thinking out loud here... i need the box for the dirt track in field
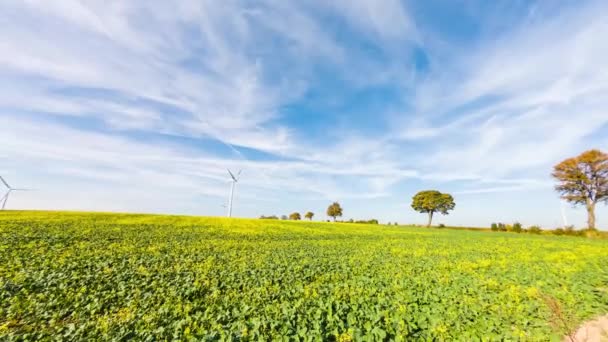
[565,315,608,342]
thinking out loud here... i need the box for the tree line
[260,202,377,224]
[259,149,607,230]
[408,149,607,230]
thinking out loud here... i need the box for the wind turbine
[226,169,241,217]
[560,201,569,228]
[0,176,30,210]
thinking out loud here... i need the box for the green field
[1,211,607,341]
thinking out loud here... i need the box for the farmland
[1,211,607,340]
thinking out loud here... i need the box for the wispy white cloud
[396,1,608,184]
[320,0,417,41]
[1,1,295,151]
[1,114,418,214]
[1,1,606,227]
[0,0,424,210]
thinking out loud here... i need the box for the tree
[289,212,301,220]
[411,190,455,227]
[305,211,314,220]
[512,222,522,233]
[326,202,343,221]
[552,149,608,230]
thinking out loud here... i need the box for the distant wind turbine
[226,169,242,217]
[560,201,569,228]
[0,176,30,210]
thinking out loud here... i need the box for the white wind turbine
[560,200,569,228]
[226,169,241,217]
[0,176,30,210]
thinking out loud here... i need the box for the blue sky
[1,0,607,228]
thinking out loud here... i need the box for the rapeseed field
[1,211,607,340]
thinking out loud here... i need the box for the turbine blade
[227,169,237,181]
[0,176,10,189]
[12,188,31,191]
[1,192,8,210]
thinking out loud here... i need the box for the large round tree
[326,202,343,222]
[411,190,455,227]
[552,149,608,230]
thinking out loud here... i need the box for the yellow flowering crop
[0,211,606,340]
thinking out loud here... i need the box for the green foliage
[304,212,314,220]
[492,223,546,236]
[259,215,278,220]
[512,222,523,233]
[289,212,301,220]
[280,215,288,220]
[326,202,343,221]
[550,226,596,238]
[1,211,608,341]
[354,219,379,224]
[584,229,602,238]
[411,190,455,227]
[438,223,445,228]
[565,225,577,235]
[552,149,608,205]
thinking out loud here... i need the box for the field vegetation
[1,211,607,340]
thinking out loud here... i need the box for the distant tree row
[274,202,344,222]
[261,202,381,224]
[355,219,379,224]
[342,218,379,224]
[259,215,279,220]
[262,149,606,232]
[407,149,607,231]
[326,203,377,224]
[489,222,602,237]
[490,222,539,234]
[261,212,314,221]
[288,211,314,220]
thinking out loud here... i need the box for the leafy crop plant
[1,211,607,340]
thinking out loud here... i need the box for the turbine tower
[226,169,241,217]
[560,201,569,228]
[0,176,30,210]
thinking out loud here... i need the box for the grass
[1,211,607,340]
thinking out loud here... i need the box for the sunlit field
[1,211,607,340]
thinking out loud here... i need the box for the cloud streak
[0,0,606,227]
